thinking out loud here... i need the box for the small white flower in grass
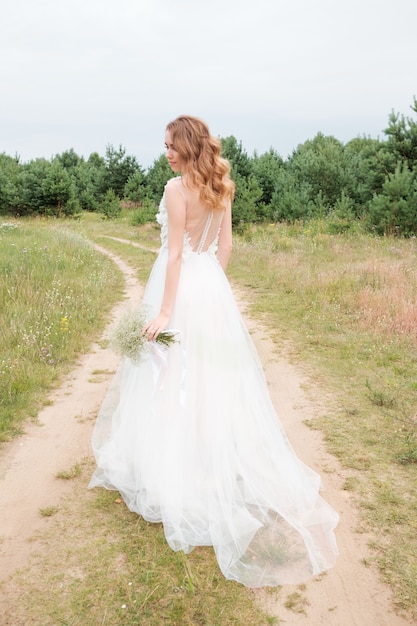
[111,307,180,363]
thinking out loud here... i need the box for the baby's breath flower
[111,307,179,363]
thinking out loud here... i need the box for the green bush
[99,189,121,219]
[130,198,158,225]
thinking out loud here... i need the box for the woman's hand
[144,313,170,341]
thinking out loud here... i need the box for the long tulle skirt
[89,248,338,587]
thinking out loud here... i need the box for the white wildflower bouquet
[111,307,179,363]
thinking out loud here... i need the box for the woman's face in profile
[165,130,183,173]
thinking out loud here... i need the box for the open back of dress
[164,177,226,257]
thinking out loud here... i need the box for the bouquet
[111,307,179,363]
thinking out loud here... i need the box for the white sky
[1,0,416,168]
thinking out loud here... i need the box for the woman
[89,115,338,587]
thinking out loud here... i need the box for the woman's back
[174,178,225,254]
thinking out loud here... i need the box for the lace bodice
[156,188,221,260]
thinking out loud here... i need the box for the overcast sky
[1,0,416,168]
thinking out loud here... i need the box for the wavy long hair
[166,115,235,210]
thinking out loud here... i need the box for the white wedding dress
[89,178,338,587]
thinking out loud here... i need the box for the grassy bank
[0,219,124,440]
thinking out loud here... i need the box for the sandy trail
[0,242,413,625]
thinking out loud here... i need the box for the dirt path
[0,243,413,625]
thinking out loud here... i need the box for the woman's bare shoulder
[165,176,182,189]
[164,177,188,207]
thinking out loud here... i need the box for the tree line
[1,98,416,235]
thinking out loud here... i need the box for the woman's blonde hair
[166,115,235,210]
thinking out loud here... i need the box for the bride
[89,115,338,587]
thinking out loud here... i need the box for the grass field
[1,212,416,622]
[0,219,124,440]
[228,221,417,617]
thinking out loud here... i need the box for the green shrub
[99,189,121,219]
[130,198,158,225]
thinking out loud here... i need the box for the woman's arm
[216,200,233,271]
[145,181,186,340]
